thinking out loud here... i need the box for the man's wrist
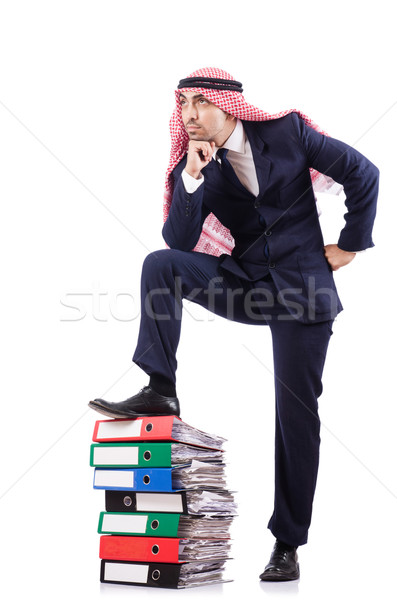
[184,167,202,180]
[182,169,204,193]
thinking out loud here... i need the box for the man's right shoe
[259,540,300,582]
[88,386,180,419]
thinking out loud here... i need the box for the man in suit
[89,68,379,581]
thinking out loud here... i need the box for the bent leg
[132,249,265,384]
[267,318,333,547]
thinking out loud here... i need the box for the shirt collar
[213,119,245,159]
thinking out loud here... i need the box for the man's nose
[186,103,198,120]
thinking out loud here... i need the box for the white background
[0,1,396,598]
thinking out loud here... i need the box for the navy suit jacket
[162,113,379,323]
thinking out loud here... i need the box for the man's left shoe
[259,540,300,582]
[88,386,180,419]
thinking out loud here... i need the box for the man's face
[179,91,234,145]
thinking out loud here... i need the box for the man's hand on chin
[324,244,356,271]
[185,140,215,179]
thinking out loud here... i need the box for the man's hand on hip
[324,244,356,271]
[185,141,215,179]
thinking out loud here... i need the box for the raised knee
[142,249,168,268]
[141,248,186,278]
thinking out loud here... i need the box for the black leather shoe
[88,386,180,419]
[259,540,300,582]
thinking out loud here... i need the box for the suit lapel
[244,122,271,198]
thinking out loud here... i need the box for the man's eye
[199,98,207,104]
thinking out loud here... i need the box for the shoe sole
[259,570,300,582]
[88,401,179,420]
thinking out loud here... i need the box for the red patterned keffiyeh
[164,67,341,256]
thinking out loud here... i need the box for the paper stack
[90,415,237,588]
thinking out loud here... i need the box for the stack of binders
[90,415,237,589]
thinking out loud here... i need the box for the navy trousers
[132,249,333,547]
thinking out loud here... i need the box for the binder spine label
[104,561,149,584]
[135,492,184,513]
[91,444,139,467]
[94,469,135,489]
[97,419,143,440]
[100,512,148,534]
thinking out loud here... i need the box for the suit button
[269,262,276,269]
[264,230,272,237]
[254,201,261,209]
